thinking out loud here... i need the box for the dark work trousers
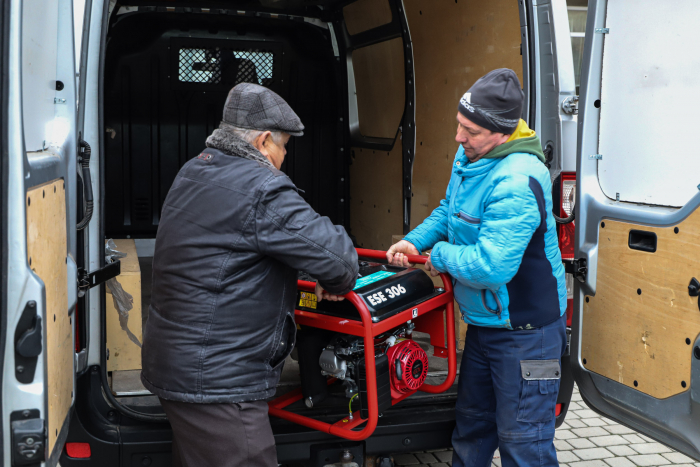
[452,314,567,467]
[160,398,278,467]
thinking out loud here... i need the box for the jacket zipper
[454,211,480,225]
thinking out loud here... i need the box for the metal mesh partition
[178,47,275,86]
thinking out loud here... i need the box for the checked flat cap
[222,82,304,136]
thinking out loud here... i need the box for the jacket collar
[453,146,503,177]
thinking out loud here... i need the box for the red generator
[268,248,457,440]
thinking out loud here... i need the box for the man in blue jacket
[387,68,567,467]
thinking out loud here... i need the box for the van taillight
[558,172,576,326]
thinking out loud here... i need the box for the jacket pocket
[269,313,297,369]
[453,211,481,225]
[516,359,561,423]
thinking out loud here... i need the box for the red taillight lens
[65,442,91,459]
[558,173,576,260]
[558,173,576,326]
[555,403,563,417]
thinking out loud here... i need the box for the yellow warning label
[299,292,318,309]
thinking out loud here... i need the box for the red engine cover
[386,339,429,399]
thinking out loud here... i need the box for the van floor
[112,256,461,413]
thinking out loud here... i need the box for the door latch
[561,95,579,115]
[14,302,42,384]
[11,410,45,466]
[78,260,121,294]
[565,258,587,283]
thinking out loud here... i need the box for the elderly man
[141,83,358,467]
[388,69,567,467]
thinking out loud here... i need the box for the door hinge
[565,258,588,283]
[595,28,609,34]
[11,410,45,466]
[561,95,579,115]
[78,260,121,293]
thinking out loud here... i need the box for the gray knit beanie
[458,68,523,134]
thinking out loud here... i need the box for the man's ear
[254,131,273,155]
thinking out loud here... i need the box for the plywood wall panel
[404,0,523,228]
[344,0,393,36]
[26,179,71,456]
[353,38,405,138]
[350,144,403,251]
[582,216,700,399]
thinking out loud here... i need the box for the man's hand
[424,253,441,277]
[315,282,345,302]
[386,240,420,267]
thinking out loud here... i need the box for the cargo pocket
[516,359,561,423]
[269,313,297,369]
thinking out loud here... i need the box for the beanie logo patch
[460,92,475,113]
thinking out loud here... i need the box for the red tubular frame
[268,248,457,440]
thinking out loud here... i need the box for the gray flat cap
[222,83,304,136]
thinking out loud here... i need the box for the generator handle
[355,247,428,266]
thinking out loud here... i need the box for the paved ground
[392,386,699,467]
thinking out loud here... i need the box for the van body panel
[573,0,700,459]
[3,0,79,464]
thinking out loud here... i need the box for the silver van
[4,0,697,465]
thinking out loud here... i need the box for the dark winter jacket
[141,136,358,403]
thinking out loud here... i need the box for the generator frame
[268,248,457,441]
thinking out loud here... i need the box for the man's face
[258,132,291,169]
[455,113,510,162]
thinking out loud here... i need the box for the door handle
[689,278,700,311]
[16,316,42,358]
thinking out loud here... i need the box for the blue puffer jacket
[404,127,567,330]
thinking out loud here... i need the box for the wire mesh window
[178,47,275,86]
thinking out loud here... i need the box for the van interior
[85,0,532,462]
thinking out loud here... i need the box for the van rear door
[2,0,80,464]
[573,0,700,458]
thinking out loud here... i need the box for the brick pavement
[393,386,699,467]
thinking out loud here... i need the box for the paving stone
[433,451,452,463]
[627,454,672,466]
[603,424,636,435]
[622,434,646,444]
[572,427,610,438]
[568,401,584,411]
[415,453,437,464]
[394,453,420,465]
[556,429,577,440]
[638,434,655,443]
[491,457,501,467]
[429,464,449,467]
[575,448,614,460]
[662,452,695,463]
[576,409,602,419]
[566,410,581,419]
[568,438,596,449]
[603,458,636,467]
[629,442,672,454]
[589,435,629,447]
[583,417,609,427]
[568,460,610,467]
[566,419,588,428]
[557,451,581,463]
[607,445,637,457]
[554,439,575,451]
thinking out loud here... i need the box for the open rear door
[2,0,79,465]
[573,0,700,458]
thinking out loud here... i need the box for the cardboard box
[105,239,143,372]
